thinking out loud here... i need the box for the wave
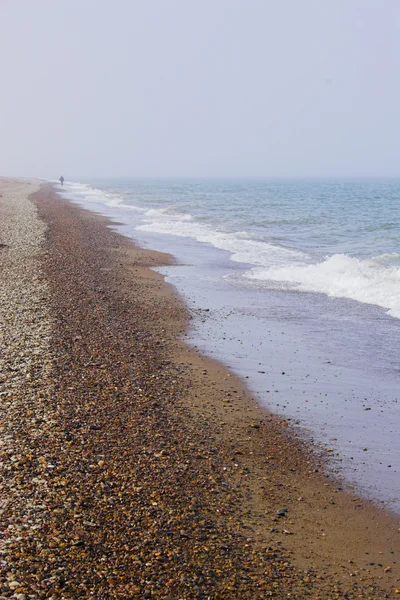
[137,197,400,318]
[55,180,143,212]
[144,207,194,221]
[54,180,400,319]
[246,253,400,318]
[137,214,305,267]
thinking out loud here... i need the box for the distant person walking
[59,175,64,186]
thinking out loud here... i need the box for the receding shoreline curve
[0,179,398,599]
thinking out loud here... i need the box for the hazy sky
[1,0,399,178]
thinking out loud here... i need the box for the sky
[0,0,399,178]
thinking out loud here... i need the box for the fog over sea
[54,177,400,511]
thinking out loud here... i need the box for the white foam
[53,180,400,319]
[138,216,304,267]
[55,180,143,213]
[246,253,400,317]
[55,181,304,272]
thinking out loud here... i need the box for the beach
[0,178,399,598]
[58,177,400,510]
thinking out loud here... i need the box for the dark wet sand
[3,184,398,599]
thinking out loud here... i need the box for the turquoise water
[54,178,400,510]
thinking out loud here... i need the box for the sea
[52,177,400,512]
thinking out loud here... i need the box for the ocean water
[53,178,400,511]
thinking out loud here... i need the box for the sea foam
[246,253,400,317]
[55,178,400,319]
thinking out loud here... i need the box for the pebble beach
[0,178,399,599]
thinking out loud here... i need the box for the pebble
[0,180,390,600]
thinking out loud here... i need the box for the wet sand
[0,180,399,598]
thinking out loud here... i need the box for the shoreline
[0,179,399,598]
[59,178,400,512]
